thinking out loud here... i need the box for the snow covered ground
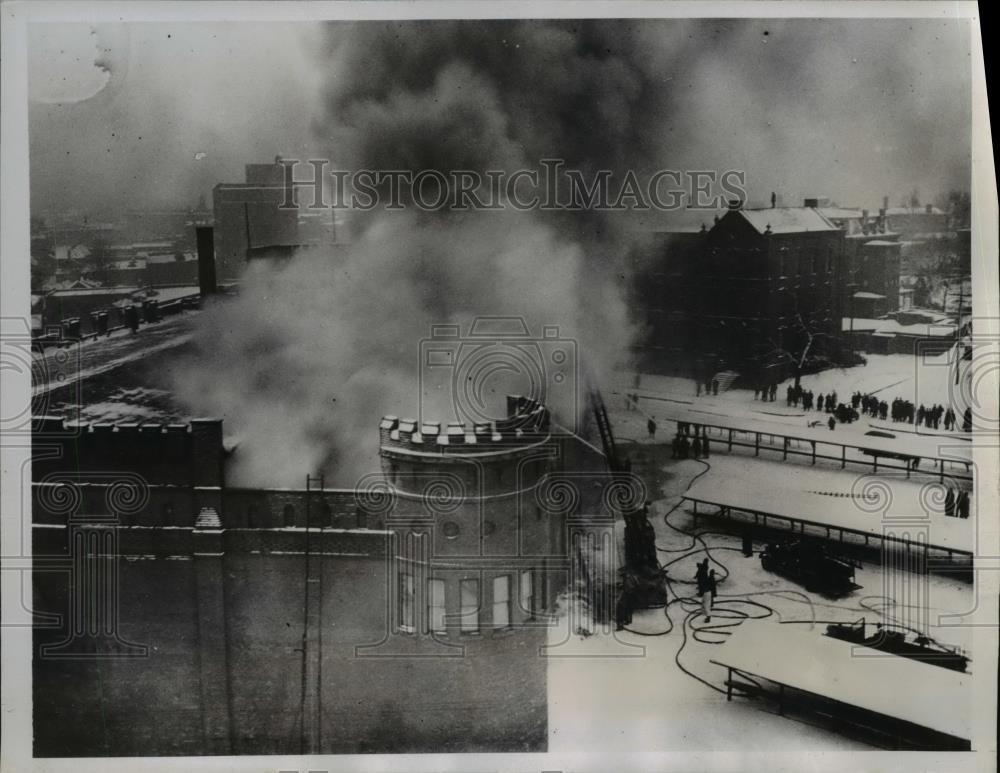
[548,387,975,753]
[605,351,976,434]
[33,312,198,423]
[609,349,978,448]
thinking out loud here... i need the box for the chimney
[882,195,889,210]
[196,226,218,296]
[925,204,933,214]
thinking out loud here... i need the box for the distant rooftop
[815,207,864,221]
[885,206,945,216]
[735,207,839,235]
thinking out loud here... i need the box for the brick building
[32,397,612,755]
[212,162,300,280]
[633,204,847,383]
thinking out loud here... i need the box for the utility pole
[300,473,325,754]
[954,278,965,386]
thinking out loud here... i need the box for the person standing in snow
[647,417,657,439]
[705,569,719,622]
[828,416,836,431]
[957,490,970,518]
[695,560,712,621]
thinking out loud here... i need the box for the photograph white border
[2,2,995,772]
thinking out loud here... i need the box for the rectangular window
[520,570,534,617]
[398,571,414,633]
[492,575,511,629]
[460,578,480,634]
[427,578,446,634]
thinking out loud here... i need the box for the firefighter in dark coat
[944,487,956,518]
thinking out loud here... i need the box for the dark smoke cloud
[28,19,971,216]
[177,20,674,485]
[98,18,969,487]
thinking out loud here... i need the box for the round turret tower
[376,395,564,638]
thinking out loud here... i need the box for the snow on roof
[143,285,200,302]
[47,285,139,297]
[885,206,945,216]
[862,240,901,248]
[815,207,863,220]
[846,231,899,240]
[852,292,886,299]
[146,252,195,263]
[110,259,147,270]
[737,207,839,235]
[841,317,957,337]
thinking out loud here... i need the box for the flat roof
[656,405,971,465]
[710,621,971,740]
[683,464,974,554]
[841,318,958,337]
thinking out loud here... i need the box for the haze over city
[29,19,971,217]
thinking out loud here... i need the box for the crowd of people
[696,377,720,397]
[854,392,969,431]
[757,382,972,434]
[670,421,711,459]
[752,383,779,402]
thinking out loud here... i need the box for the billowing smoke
[176,20,671,486]
[171,18,972,487]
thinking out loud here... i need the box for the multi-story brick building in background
[212,161,301,279]
[633,201,848,384]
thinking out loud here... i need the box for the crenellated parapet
[379,395,551,456]
[32,415,226,487]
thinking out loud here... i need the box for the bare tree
[763,313,833,389]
